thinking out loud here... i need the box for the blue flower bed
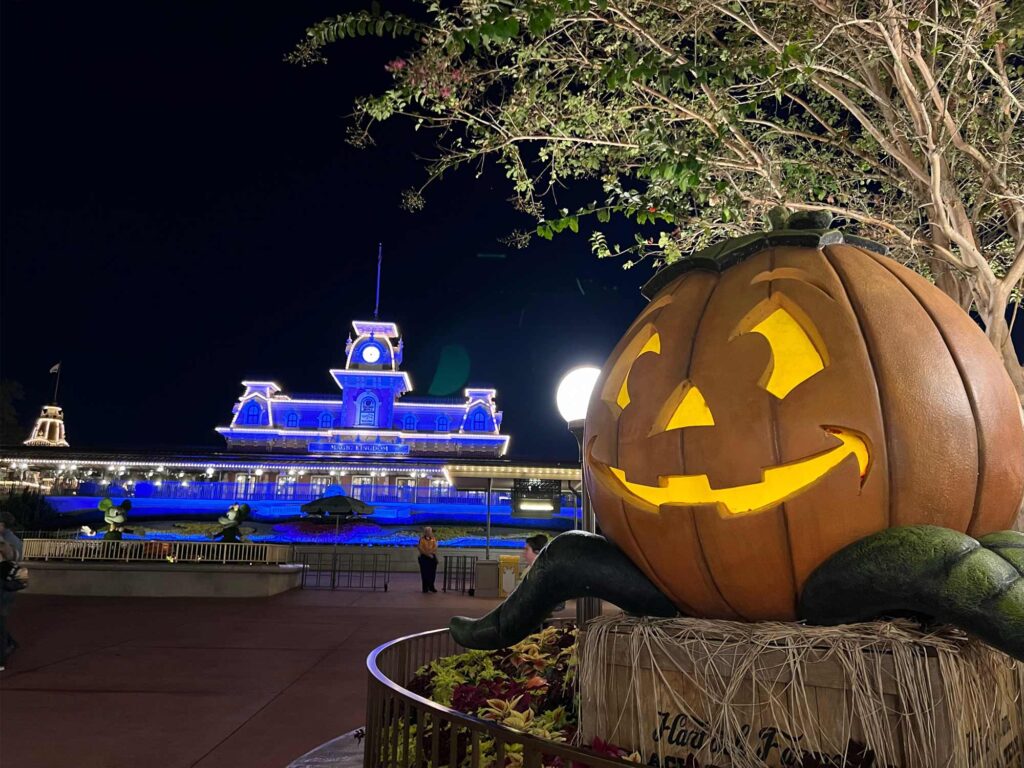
[70,520,548,547]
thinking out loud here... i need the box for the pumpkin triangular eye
[615,333,661,409]
[653,382,714,434]
[732,301,827,399]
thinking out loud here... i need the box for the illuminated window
[244,403,261,425]
[286,413,299,428]
[359,395,378,427]
[351,475,372,500]
[318,412,333,429]
[437,415,449,432]
[472,411,486,431]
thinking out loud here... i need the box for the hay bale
[579,616,1024,768]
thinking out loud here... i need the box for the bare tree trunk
[935,198,1024,400]
[923,221,973,310]
[928,256,973,311]
[983,308,1024,398]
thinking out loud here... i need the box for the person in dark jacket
[0,524,20,670]
[417,527,439,593]
[1,512,22,561]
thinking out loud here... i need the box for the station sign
[307,441,411,455]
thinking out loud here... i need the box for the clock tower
[331,320,409,430]
[217,315,509,457]
[344,320,404,371]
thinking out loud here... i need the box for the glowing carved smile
[598,428,870,517]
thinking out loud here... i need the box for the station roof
[443,461,580,491]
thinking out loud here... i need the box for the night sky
[3,3,1021,460]
[0,1,646,460]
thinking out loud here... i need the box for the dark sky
[0,1,647,460]
[4,3,1021,460]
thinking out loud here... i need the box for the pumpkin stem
[767,206,790,230]
[449,531,678,650]
[799,525,1024,661]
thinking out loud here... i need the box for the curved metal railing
[364,627,629,768]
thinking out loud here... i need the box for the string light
[216,425,509,444]
[215,321,509,454]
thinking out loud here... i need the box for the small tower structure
[24,404,70,447]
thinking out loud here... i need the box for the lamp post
[556,366,602,629]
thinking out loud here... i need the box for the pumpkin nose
[650,382,715,435]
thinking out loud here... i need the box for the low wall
[22,560,304,598]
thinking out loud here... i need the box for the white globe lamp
[556,366,601,426]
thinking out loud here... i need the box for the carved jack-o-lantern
[585,217,1024,622]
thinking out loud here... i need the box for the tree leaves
[289,0,1024,392]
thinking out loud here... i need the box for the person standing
[1,512,22,562]
[0,534,19,670]
[417,527,439,593]
[520,534,548,581]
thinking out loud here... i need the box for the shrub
[0,489,57,530]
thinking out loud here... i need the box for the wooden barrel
[578,616,1024,768]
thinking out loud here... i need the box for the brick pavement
[0,574,554,768]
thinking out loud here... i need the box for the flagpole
[53,364,61,404]
[373,242,383,320]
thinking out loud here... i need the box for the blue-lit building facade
[216,320,509,459]
[0,318,582,544]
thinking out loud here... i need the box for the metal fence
[441,555,476,595]
[296,550,391,591]
[365,627,630,768]
[21,537,294,565]
[13,529,80,540]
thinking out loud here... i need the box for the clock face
[361,345,381,364]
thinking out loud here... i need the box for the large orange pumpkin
[585,221,1024,622]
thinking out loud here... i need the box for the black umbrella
[301,495,375,561]
[300,495,373,518]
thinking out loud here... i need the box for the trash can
[474,559,500,598]
[498,555,520,597]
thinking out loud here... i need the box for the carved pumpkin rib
[610,269,744,619]
[685,251,799,620]
[819,247,896,534]
[867,252,1024,535]
[825,245,979,530]
[592,278,706,614]
[873,255,987,534]
[771,247,890,597]
[766,248,803,617]
[673,267,746,619]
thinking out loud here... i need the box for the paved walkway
[0,575,561,768]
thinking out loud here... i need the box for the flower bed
[400,624,907,768]
[403,625,642,768]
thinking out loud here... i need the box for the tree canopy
[291,0,1024,393]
